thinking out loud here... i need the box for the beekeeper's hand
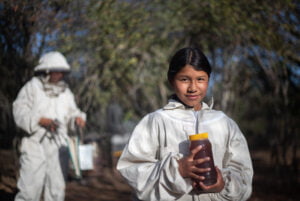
[75,117,85,128]
[39,118,58,132]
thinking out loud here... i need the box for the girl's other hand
[197,166,225,193]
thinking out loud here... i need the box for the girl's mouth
[186,95,199,100]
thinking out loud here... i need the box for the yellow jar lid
[189,132,208,141]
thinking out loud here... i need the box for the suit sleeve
[12,80,41,135]
[211,118,253,201]
[116,114,192,201]
[64,88,86,130]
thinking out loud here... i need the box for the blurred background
[0,0,299,200]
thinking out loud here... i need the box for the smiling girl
[117,47,253,201]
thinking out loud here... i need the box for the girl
[117,47,253,201]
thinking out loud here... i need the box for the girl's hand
[196,166,225,193]
[177,145,211,181]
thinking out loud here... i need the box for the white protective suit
[117,99,253,201]
[13,52,86,201]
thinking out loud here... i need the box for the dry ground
[0,148,299,201]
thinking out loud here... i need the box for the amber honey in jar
[189,132,217,186]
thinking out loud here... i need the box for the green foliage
[0,0,299,173]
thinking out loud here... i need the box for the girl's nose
[187,81,197,92]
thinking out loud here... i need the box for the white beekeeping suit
[117,100,253,201]
[13,51,86,201]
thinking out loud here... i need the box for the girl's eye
[179,78,189,82]
[197,77,207,82]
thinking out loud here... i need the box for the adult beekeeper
[13,51,86,201]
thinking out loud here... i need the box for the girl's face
[172,64,209,110]
[49,72,64,83]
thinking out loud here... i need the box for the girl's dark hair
[168,47,211,83]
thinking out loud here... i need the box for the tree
[1,0,299,178]
[0,0,41,148]
[49,1,300,176]
[0,0,75,147]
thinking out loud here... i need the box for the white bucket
[79,144,94,170]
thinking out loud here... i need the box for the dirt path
[65,169,133,201]
[1,149,299,201]
[0,149,133,201]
